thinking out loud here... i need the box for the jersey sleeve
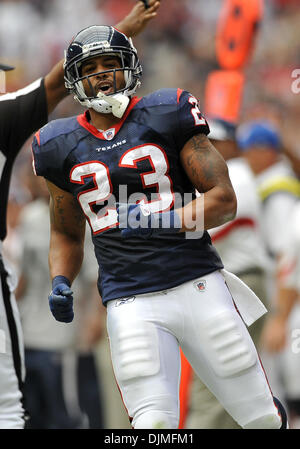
[175,90,210,150]
[31,126,70,192]
[0,78,47,159]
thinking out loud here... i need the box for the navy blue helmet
[64,25,142,116]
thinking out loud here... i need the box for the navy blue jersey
[32,88,223,304]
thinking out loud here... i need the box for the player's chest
[65,132,180,235]
[67,131,178,197]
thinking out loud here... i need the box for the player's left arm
[179,133,237,232]
[44,1,161,115]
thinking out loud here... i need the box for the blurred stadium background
[2,0,300,194]
[0,0,299,429]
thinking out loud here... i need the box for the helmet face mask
[64,26,142,117]
[69,49,139,100]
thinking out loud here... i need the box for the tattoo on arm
[70,197,86,229]
[50,193,86,235]
[55,194,66,229]
[182,134,230,193]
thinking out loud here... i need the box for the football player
[32,25,287,429]
[0,0,161,429]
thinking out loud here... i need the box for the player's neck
[88,108,121,131]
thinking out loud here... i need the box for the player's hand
[116,202,181,238]
[261,315,287,353]
[116,0,161,38]
[48,276,74,323]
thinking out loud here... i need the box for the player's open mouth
[97,84,114,94]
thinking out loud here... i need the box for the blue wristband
[156,209,181,233]
[52,275,71,289]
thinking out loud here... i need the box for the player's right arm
[178,133,237,232]
[47,180,86,284]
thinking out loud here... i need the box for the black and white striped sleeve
[0,78,48,160]
[0,78,48,241]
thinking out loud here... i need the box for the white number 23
[70,144,174,234]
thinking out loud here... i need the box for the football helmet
[64,25,142,118]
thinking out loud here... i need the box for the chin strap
[94,92,130,118]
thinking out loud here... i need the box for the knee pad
[199,311,257,377]
[243,414,282,429]
[243,397,287,429]
[133,410,177,429]
[115,319,160,382]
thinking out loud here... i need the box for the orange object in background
[178,350,193,429]
[216,0,264,70]
[204,70,245,123]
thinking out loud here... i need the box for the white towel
[221,269,268,327]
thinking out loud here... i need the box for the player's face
[81,55,126,97]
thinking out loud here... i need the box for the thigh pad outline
[198,311,257,378]
[116,319,160,382]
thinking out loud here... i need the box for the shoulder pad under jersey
[31,116,80,191]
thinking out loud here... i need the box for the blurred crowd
[1,0,300,429]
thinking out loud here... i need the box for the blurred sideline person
[31,25,287,429]
[14,174,103,428]
[209,118,269,337]
[261,150,300,428]
[182,118,270,429]
[237,121,300,423]
[0,0,161,429]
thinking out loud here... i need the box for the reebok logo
[115,296,136,307]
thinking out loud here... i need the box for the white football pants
[107,270,282,429]
[0,255,25,429]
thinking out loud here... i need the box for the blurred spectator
[13,173,104,428]
[236,120,300,427]
[261,199,300,428]
[183,117,270,429]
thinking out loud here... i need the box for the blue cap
[237,121,281,152]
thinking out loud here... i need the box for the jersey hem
[102,266,222,306]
